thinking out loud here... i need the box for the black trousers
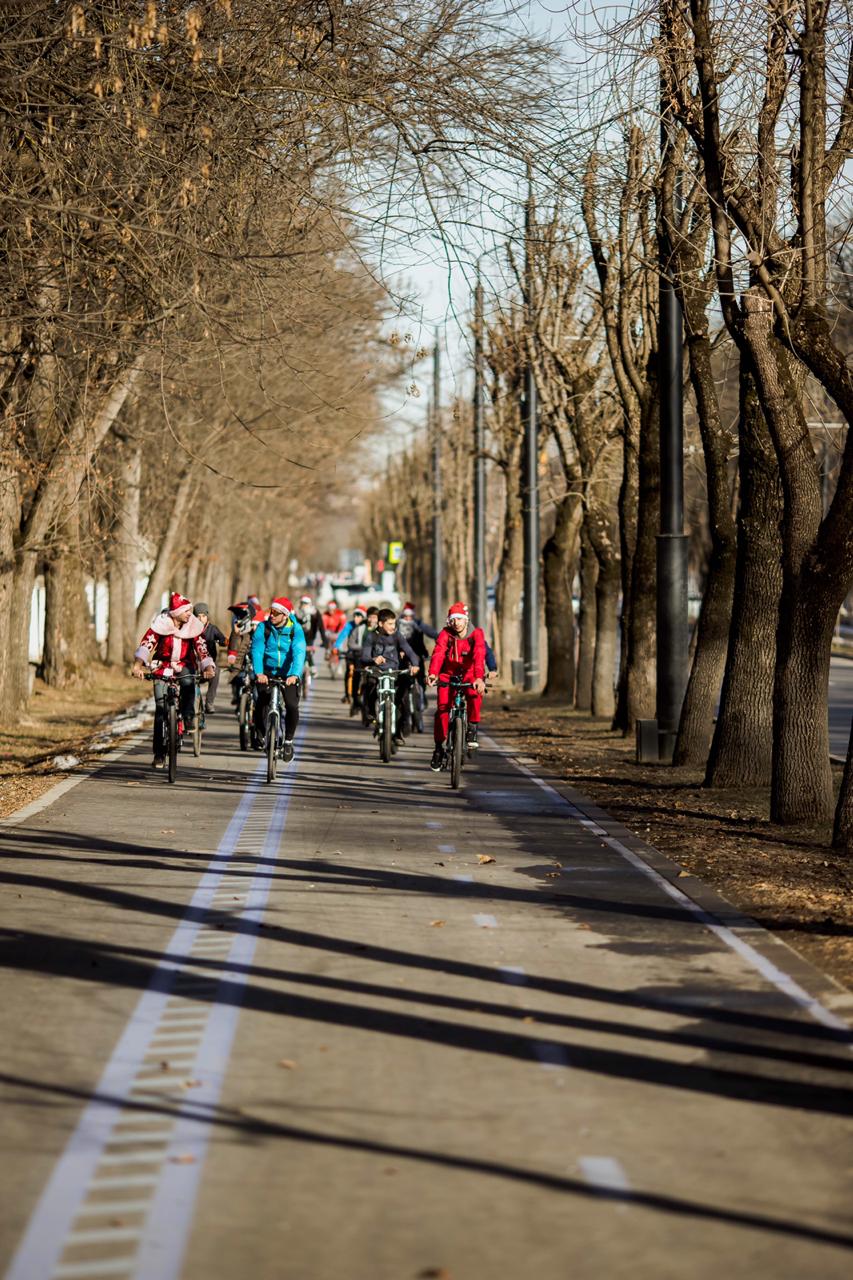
[254,681,300,740]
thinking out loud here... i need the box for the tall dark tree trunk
[612,425,638,730]
[106,438,141,665]
[494,440,523,675]
[592,555,620,720]
[542,489,582,698]
[706,366,782,788]
[674,335,738,765]
[625,390,659,730]
[42,513,91,687]
[575,524,598,710]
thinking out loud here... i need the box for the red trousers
[434,683,482,744]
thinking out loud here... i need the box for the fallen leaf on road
[522,1015,536,1023]
[278,1059,297,1070]
[430,920,445,928]
[418,1267,452,1277]
[160,829,176,834]
[169,1154,196,1164]
[677,870,690,878]
[124,782,141,787]
[435,861,445,867]
[182,1079,202,1089]
[477,855,496,865]
[545,871,560,879]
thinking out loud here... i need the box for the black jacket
[360,629,419,671]
[201,621,227,664]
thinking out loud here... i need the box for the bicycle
[362,666,402,762]
[301,646,317,698]
[262,676,292,783]
[235,656,257,752]
[437,676,476,789]
[405,674,425,734]
[325,644,342,681]
[145,670,187,784]
[192,675,206,757]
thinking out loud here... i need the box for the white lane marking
[532,1042,570,1070]
[425,821,443,829]
[453,874,474,884]
[473,913,498,928]
[579,1156,631,1195]
[54,1263,134,1279]
[499,965,527,985]
[438,843,456,853]
[485,736,853,1041]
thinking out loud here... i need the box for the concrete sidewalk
[1,681,852,1280]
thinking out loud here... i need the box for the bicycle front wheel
[238,691,250,751]
[450,715,464,789]
[192,690,203,757]
[380,704,393,762]
[266,711,279,783]
[167,703,179,783]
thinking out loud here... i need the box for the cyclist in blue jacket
[251,596,306,762]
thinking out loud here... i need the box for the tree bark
[106,439,142,665]
[706,366,782,788]
[591,553,620,720]
[612,424,638,730]
[494,439,523,675]
[625,390,659,729]
[575,524,597,710]
[42,504,91,687]
[542,489,582,698]
[674,334,738,765]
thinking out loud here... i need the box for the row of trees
[0,0,554,717]
[368,0,853,848]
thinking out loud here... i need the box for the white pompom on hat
[447,602,469,622]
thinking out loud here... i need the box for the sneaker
[467,724,479,749]
[393,734,406,747]
[349,702,359,717]
[205,705,216,715]
[152,754,165,769]
[282,741,294,763]
[430,746,444,772]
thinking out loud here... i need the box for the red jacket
[428,625,485,681]
[323,607,346,636]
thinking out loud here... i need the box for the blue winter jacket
[251,617,306,678]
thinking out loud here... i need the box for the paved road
[2,681,853,1280]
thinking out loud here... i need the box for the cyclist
[251,596,305,763]
[360,607,419,744]
[295,595,325,681]
[225,600,257,708]
[335,604,369,711]
[192,603,227,714]
[322,598,347,638]
[132,592,216,769]
[426,601,486,771]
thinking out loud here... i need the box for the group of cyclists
[131,590,494,774]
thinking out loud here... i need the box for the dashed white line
[532,1042,570,1070]
[579,1156,631,1196]
[438,843,456,853]
[473,913,498,928]
[499,965,527,985]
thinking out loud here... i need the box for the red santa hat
[270,596,293,615]
[402,602,415,615]
[447,601,469,622]
[169,592,192,616]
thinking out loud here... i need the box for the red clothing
[135,612,215,675]
[323,607,346,636]
[429,624,485,744]
[428,625,486,681]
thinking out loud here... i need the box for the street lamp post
[431,332,444,627]
[522,187,540,692]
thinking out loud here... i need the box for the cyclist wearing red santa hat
[132,592,216,769]
[426,601,486,771]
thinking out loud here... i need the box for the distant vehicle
[318,580,402,614]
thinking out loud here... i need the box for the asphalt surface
[1,678,853,1280]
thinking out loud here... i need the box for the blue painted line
[5,710,306,1280]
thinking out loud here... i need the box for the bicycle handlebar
[435,675,477,687]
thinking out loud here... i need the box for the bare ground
[491,693,853,992]
[0,668,146,819]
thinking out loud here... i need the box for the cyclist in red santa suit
[132,592,215,769]
[426,601,486,772]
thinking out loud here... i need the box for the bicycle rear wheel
[266,711,279,783]
[167,703,179,783]
[192,689,203,757]
[450,715,464,789]
[238,691,250,751]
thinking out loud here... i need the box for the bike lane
[2,683,853,1280]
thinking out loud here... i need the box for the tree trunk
[833,719,853,852]
[625,391,659,729]
[612,423,638,731]
[0,454,23,719]
[592,556,620,720]
[706,367,782,788]
[106,439,142,665]
[42,505,91,687]
[542,489,582,698]
[135,466,198,631]
[575,525,598,710]
[494,442,523,676]
[674,334,738,766]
